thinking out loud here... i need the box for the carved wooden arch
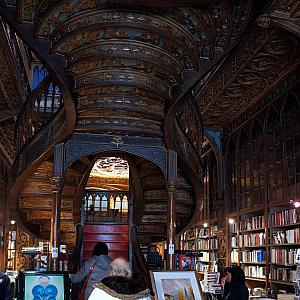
[280,91,300,123]
[235,127,250,150]
[203,132,222,197]
[263,105,281,133]
[64,140,167,177]
[249,117,264,141]
[69,151,149,223]
[224,136,237,212]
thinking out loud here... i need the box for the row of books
[229,222,238,234]
[242,249,266,262]
[271,268,296,282]
[242,232,265,247]
[240,215,265,231]
[244,266,266,279]
[197,252,210,262]
[183,228,197,240]
[195,240,209,250]
[272,228,300,244]
[209,239,218,249]
[271,248,297,265]
[231,236,238,248]
[269,208,298,226]
[182,241,195,250]
[231,249,239,263]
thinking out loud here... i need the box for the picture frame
[150,270,203,300]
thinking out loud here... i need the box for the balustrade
[15,76,64,152]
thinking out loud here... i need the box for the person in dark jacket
[222,266,249,300]
[71,242,112,300]
[0,272,12,300]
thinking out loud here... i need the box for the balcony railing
[83,190,129,223]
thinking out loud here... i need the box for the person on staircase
[88,257,151,300]
[71,242,112,300]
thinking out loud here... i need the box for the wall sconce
[228,218,235,224]
[203,223,208,228]
[290,199,300,208]
[10,220,16,225]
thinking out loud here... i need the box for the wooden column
[166,150,177,270]
[50,143,64,271]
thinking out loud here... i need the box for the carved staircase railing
[15,75,63,153]
[176,93,203,157]
[2,20,31,98]
[168,92,204,230]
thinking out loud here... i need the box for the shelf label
[52,247,58,258]
[168,243,174,255]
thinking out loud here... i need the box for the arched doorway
[81,157,129,262]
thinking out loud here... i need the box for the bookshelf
[228,214,238,265]
[179,221,220,275]
[269,205,299,288]
[239,209,268,285]
[226,204,300,293]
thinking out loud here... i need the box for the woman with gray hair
[88,258,151,300]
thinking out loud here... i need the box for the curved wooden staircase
[0,0,255,264]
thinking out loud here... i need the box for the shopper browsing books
[222,266,249,300]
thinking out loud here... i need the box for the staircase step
[83,224,128,261]
[141,214,167,223]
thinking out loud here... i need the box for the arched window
[101,195,108,212]
[227,138,237,212]
[122,195,128,212]
[94,195,100,211]
[238,130,250,209]
[33,66,39,89]
[265,107,283,203]
[115,195,121,210]
[250,119,264,205]
[282,93,300,201]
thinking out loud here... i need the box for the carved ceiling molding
[257,1,300,38]
[17,0,39,22]
[195,26,300,129]
[224,65,300,136]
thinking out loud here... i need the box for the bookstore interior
[1,1,300,299]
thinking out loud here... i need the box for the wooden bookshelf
[179,220,221,273]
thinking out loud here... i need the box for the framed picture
[150,270,203,300]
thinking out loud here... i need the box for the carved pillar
[50,143,65,271]
[166,180,176,270]
[166,150,177,270]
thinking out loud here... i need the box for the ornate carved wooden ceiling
[86,157,129,190]
[194,0,300,129]
[9,0,254,136]
[1,0,299,135]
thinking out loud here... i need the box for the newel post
[50,143,64,271]
[166,150,177,270]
